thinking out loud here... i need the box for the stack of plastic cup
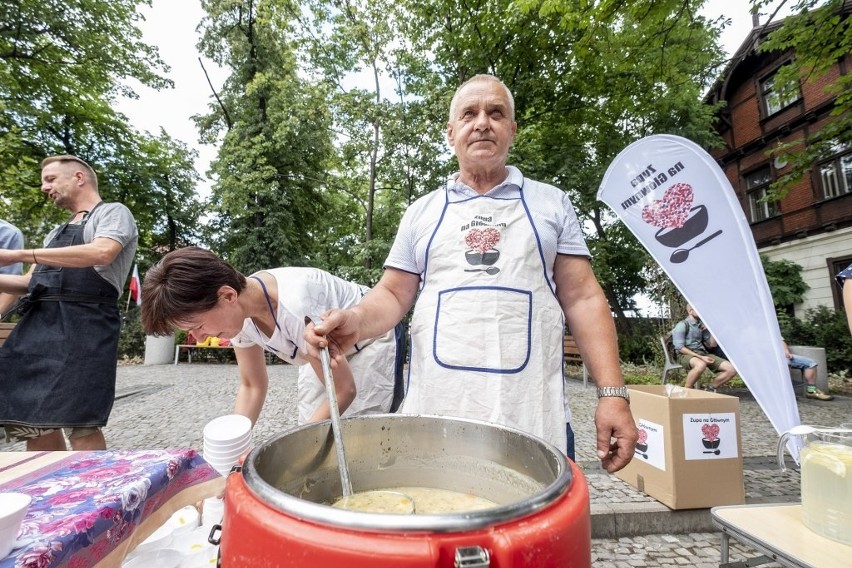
[202,414,252,477]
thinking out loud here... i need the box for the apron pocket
[434,286,531,373]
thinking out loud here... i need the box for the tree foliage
[0,0,203,268]
[761,254,809,310]
[196,0,336,273]
[393,0,725,328]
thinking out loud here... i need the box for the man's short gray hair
[41,155,99,190]
[448,74,515,122]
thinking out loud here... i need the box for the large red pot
[218,415,591,567]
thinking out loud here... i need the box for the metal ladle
[311,317,416,512]
[318,342,353,497]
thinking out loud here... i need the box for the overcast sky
[116,0,788,196]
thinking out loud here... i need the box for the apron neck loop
[250,275,282,332]
[66,201,104,225]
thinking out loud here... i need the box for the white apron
[402,181,567,450]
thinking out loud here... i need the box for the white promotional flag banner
[598,134,801,460]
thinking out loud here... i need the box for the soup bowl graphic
[702,438,721,450]
[465,249,500,266]
[655,205,708,248]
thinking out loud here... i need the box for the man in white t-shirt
[306,74,636,472]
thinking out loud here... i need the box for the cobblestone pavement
[4,362,849,566]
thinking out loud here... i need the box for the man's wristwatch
[596,386,630,404]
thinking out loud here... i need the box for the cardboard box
[614,385,745,510]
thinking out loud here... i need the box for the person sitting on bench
[782,339,832,401]
[671,304,736,392]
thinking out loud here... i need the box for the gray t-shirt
[43,202,138,293]
[0,220,24,275]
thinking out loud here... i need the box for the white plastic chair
[660,334,683,384]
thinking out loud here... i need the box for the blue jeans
[788,354,817,370]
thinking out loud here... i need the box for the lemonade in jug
[778,425,852,546]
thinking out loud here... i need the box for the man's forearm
[0,274,30,296]
[0,240,120,269]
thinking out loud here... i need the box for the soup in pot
[332,487,498,515]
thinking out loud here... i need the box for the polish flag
[129,263,141,306]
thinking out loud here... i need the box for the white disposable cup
[0,493,31,558]
[201,496,225,528]
[202,415,251,445]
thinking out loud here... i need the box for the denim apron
[402,180,567,450]
[0,202,121,429]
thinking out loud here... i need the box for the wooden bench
[174,344,235,364]
[563,334,590,387]
[0,323,15,348]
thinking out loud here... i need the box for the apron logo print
[464,228,501,268]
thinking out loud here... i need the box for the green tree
[753,0,852,198]
[196,0,334,273]
[0,0,203,263]
[397,0,726,329]
[761,254,809,313]
[295,0,447,283]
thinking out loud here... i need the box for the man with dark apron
[307,75,638,474]
[0,155,137,451]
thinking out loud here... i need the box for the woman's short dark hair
[141,247,247,336]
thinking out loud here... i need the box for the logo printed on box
[682,412,738,460]
[635,418,666,471]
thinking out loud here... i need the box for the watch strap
[596,386,630,403]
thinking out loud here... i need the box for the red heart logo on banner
[701,423,720,441]
[637,429,648,444]
[641,183,694,228]
[464,227,501,254]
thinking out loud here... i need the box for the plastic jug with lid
[777,424,852,546]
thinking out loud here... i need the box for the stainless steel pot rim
[240,414,574,533]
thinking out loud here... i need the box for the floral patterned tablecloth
[0,450,222,568]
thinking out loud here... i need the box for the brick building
[705,2,851,317]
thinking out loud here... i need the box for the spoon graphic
[670,229,723,264]
[465,267,500,275]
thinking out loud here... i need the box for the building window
[760,72,799,116]
[745,167,778,222]
[819,148,852,199]
[829,256,852,312]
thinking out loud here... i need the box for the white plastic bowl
[202,441,250,461]
[0,493,31,558]
[202,435,251,456]
[202,415,251,445]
